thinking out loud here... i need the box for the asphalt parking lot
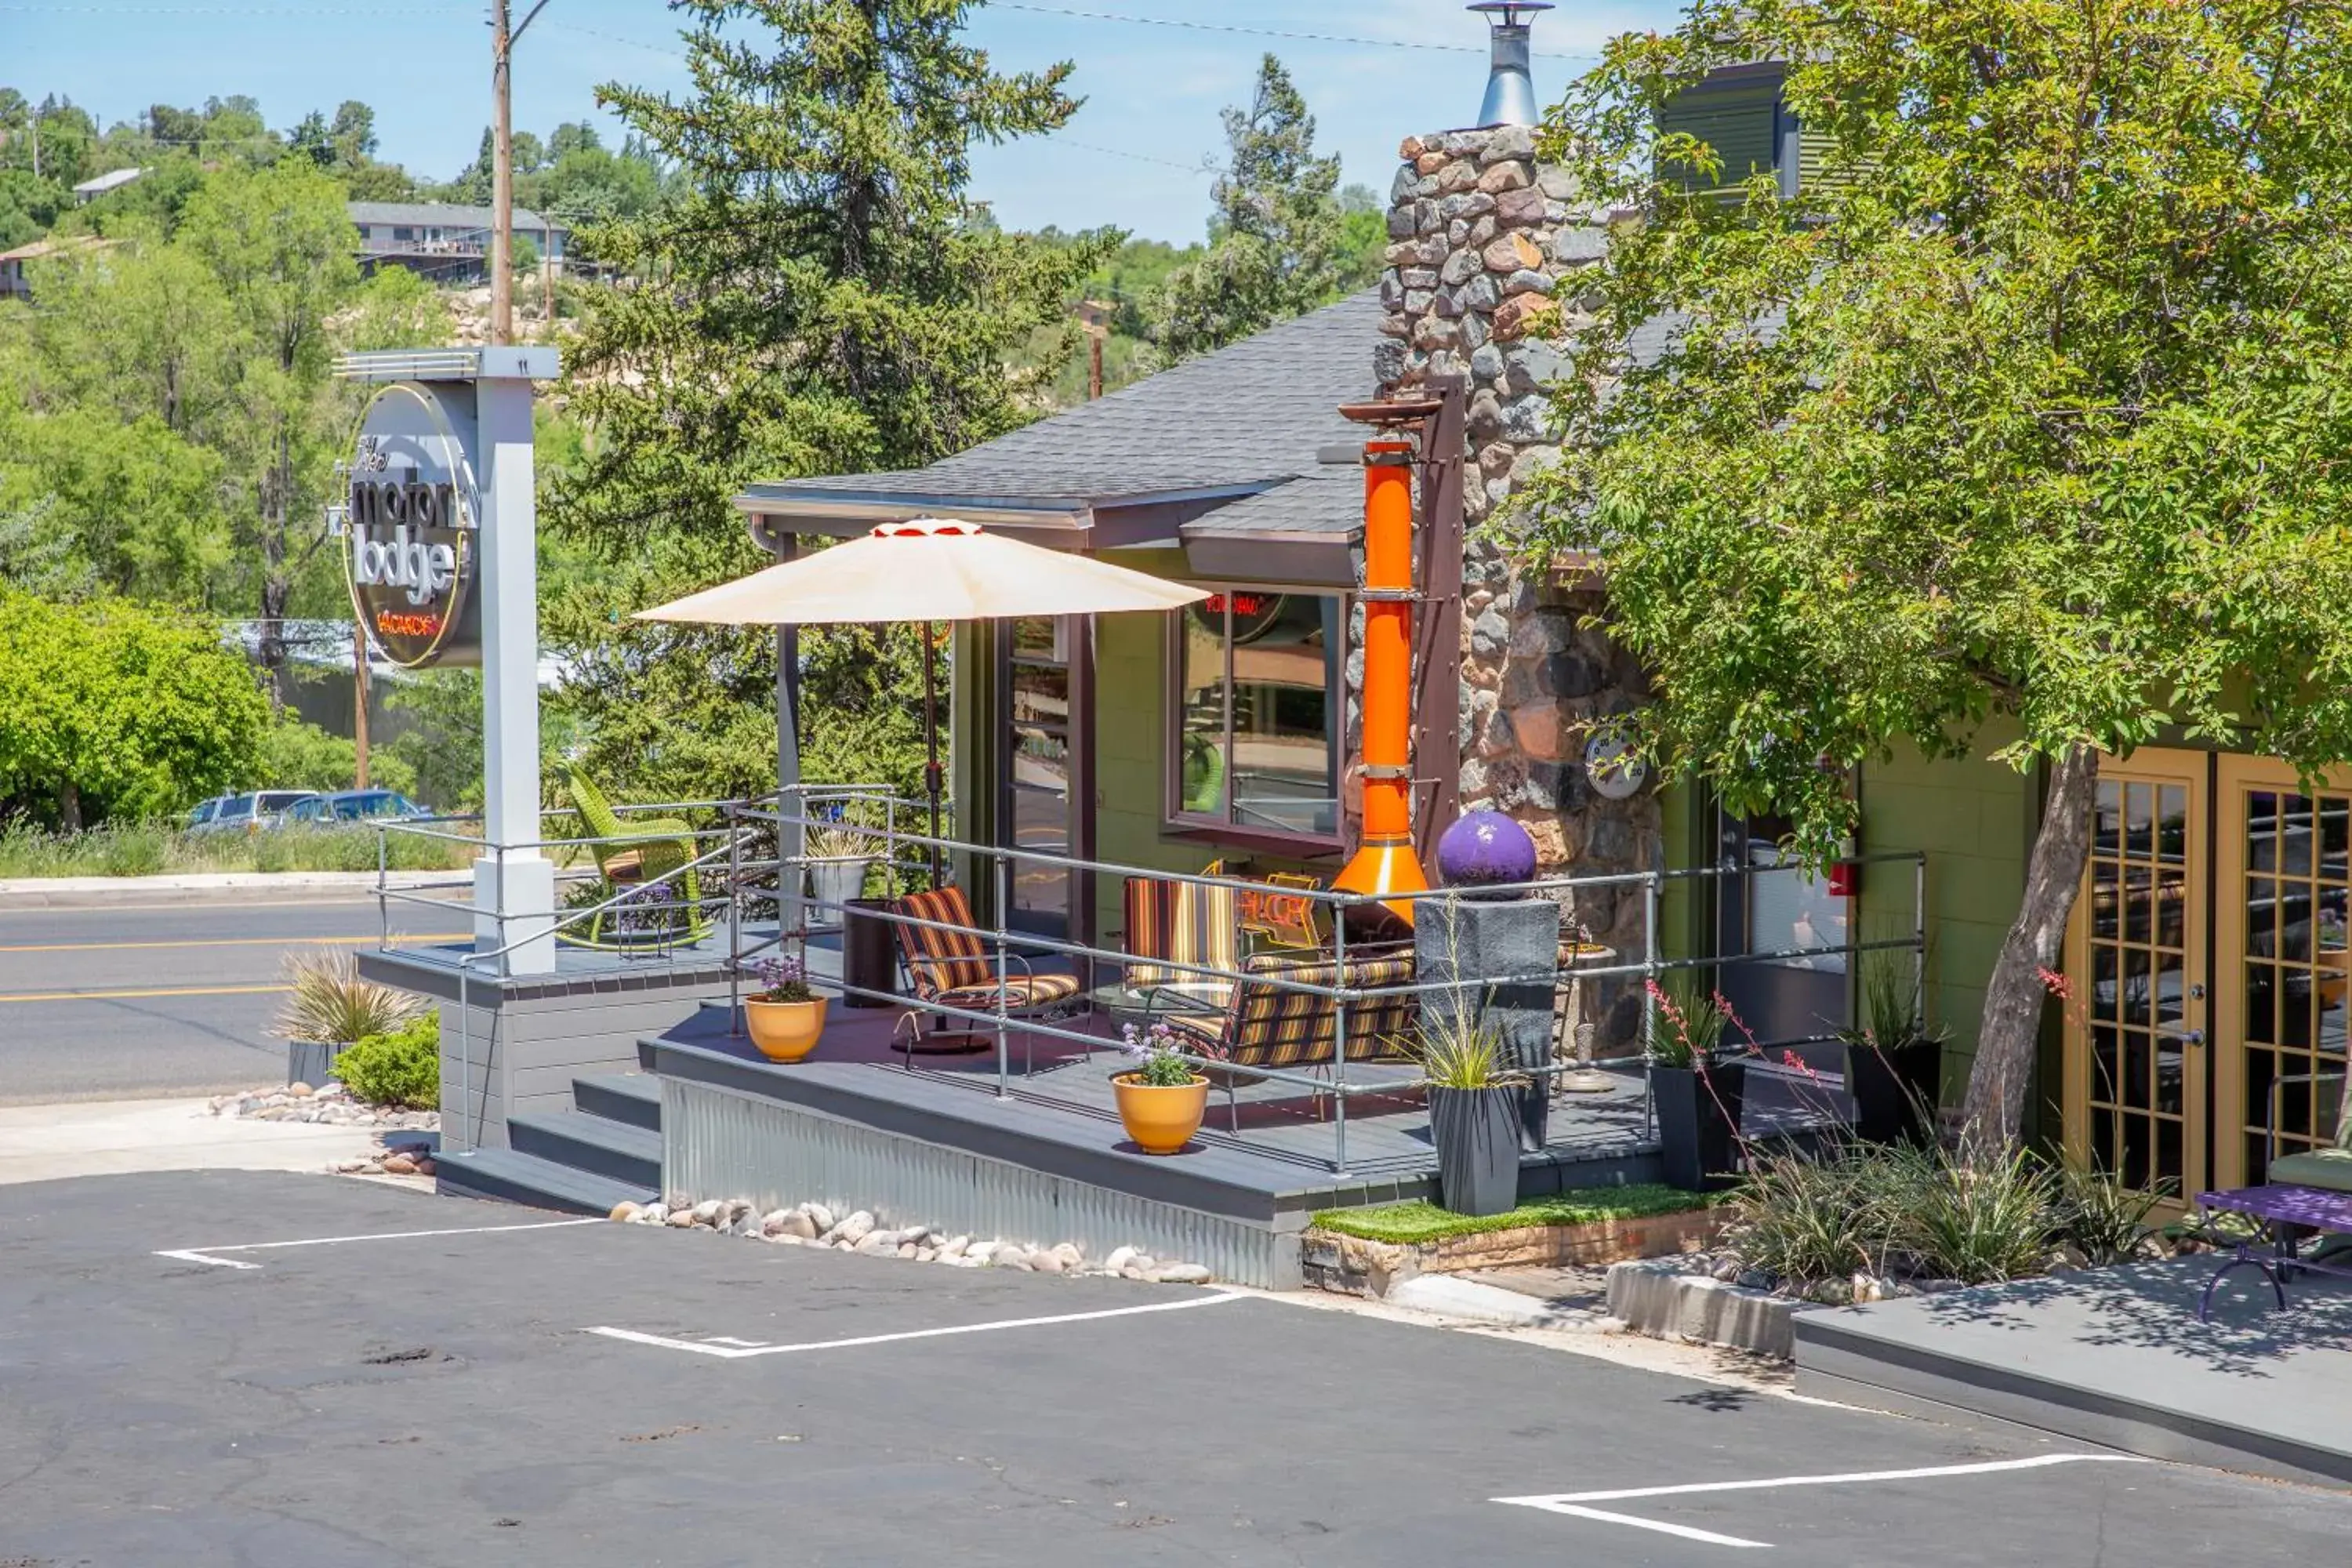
[2,1171,2346,1566]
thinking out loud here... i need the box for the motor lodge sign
[338,381,484,668]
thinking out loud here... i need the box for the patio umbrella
[635,517,1210,872]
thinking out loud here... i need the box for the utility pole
[489,0,514,344]
[353,634,372,789]
[487,1,556,344]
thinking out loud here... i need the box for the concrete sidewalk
[0,870,452,909]
[0,1097,379,1184]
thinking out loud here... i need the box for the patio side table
[2191,1185,2352,1321]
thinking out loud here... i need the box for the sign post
[333,347,561,975]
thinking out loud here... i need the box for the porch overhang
[736,477,1359,584]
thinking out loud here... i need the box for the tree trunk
[256,419,291,710]
[1962,742,2100,1149]
[58,779,82,834]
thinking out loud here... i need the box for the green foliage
[0,590,270,829]
[1153,55,1359,360]
[255,717,356,792]
[273,948,426,1047]
[1407,1006,1520,1089]
[1726,1142,2107,1288]
[0,819,467,877]
[549,1,1104,805]
[1313,1185,1714,1244]
[2049,1161,2172,1267]
[379,670,484,815]
[1646,975,1727,1069]
[333,1013,439,1108]
[1526,0,2352,1142]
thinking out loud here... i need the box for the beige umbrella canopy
[636,518,1210,625]
[635,518,1211,870]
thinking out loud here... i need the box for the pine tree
[546,0,1110,802]
[1154,54,1352,361]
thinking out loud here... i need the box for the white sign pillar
[471,350,559,974]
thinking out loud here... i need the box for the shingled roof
[737,289,1381,562]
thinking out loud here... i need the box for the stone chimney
[1379,123,1655,1039]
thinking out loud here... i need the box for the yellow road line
[0,933,466,954]
[0,982,292,1004]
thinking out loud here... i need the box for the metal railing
[730,797,1927,1178]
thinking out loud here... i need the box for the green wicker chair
[557,761,708,949]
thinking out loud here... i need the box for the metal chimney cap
[1468,2,1553,129]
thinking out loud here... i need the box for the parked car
[187,791,316,835]
[278,789,431,826]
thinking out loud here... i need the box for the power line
[0,4,470,12]
[1051,137,1210,175]
[990,2,1602,59]
[543,20,689,58]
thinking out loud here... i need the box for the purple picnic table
[2193,1185,2352,1321]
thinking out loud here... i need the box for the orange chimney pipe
[1331,437,1431,932]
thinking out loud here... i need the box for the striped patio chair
[1162,948,1419,1128]
[887,884,1080,1058]
[1118,863,1240,1008]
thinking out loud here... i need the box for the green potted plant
[1413,1006,1526,1217]
[1112,1019,1210,1155]
[1842,957,1944,1146]
[744,954,826,1062]
[269,950,425,1087]
[1647,976,1745,1192]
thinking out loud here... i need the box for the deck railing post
[1331,896,1350,1178]
[728,805,742,1036]
[994,849,1011,1100]
[1912,851,1928,1028]
[1642,869,1660,1143]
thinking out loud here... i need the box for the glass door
[2213,757,2352,1187]
[1001,617,1073,938]
[2063,751,2206,1198]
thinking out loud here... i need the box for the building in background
[348,201,567,286]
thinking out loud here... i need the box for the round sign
[1187,590,1287,645]
[341,382,482,669]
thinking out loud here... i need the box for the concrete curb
[1606,1258,1805,1359]
[1385,1273,1606,1330]
[0,871,453,909]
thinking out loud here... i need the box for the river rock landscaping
[609,1196,1217,1284]
[207,1080,440,1132]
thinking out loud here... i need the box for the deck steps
[435,1073,664,1214]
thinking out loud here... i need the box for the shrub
[1889,1142,2062,1284]
[334,1014,439,1109]
[2050,1162,2172,1265]
[270,949,424,1044]
[1722,1145,1900,1283]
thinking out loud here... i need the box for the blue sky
[7,1,1683,241]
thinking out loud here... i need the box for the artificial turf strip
[1310,1185,1716,1245]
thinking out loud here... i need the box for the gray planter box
[287,1039,339,1087]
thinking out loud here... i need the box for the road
[0,897,461,1104]
[1,1171,2344,1566]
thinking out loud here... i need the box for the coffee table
[1087,980,1230,1032]
[2192,1184,2352,1320]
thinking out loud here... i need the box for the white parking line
[1495,1453,2152,1549]
[587,1290,1250,1359]
[156,1218,604,1270]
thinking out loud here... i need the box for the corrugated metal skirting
[662,1080,1300,1288]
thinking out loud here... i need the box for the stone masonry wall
[1377,124,1658,1047]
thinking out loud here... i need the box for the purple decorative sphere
[1435,811,1537,895]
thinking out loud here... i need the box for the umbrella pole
[923,622,943,884]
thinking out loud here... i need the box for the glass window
[1170,590,1341,838]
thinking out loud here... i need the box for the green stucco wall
[1856,733,2034,1100]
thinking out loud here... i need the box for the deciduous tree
[1525,0,2352,1147]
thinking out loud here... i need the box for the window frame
[1163,584,1348,855]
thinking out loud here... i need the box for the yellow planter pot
[1111,1072,1210,1156]
[745,996,827,1062]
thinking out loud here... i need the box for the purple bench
[2193,1185,2352,1321]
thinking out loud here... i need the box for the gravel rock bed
[612,1196,1216,1285]
[206,1081,438,1132]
